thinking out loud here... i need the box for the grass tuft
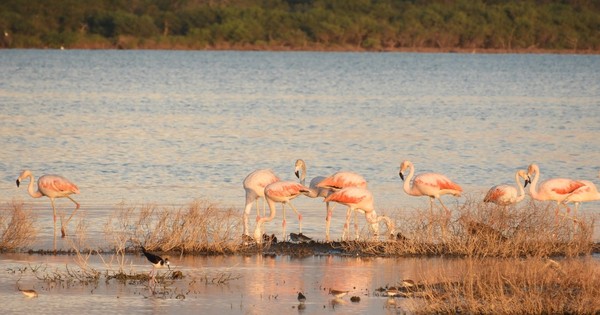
[0,200,37,251]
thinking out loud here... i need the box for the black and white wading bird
[141,246,170,281]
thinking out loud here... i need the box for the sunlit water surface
[0,50,599,313]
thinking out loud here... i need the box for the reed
[382,197,596,257]
[105,200,243,254]
[0,201,37,250]
[402,257,600,314]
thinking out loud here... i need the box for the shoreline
[2,45,598,55]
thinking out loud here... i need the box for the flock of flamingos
[14,160,600,244]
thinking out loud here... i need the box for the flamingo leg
[261,196,267,218]
[281,204,287,241]
[343,207,352,241]
[437,198,451,240]
[325,202,332,242]
[61,196,80,237]
[353,210,359,240]
[254,198,262,223]
[437,198,451,218]
[50,198,58,249]
[287,202,302,234]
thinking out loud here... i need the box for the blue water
[0,50,599,240]
[1,49,599,315]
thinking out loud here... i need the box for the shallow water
[0,50,599,313]
[1,252,459,314]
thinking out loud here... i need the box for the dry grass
[376,198,596,258]
[104,200,243,254]
[401,257,600,314]
[0,201,37,251]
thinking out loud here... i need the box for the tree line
[1,0,599,52]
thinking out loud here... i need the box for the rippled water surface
[0,50,599,313]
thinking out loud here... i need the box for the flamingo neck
[515,172,526,203]
[528,166,541,200]
[254,196,278,241]
[259,197,277,225]
[299,164,306,186]
[25,174,43,198]
[403,163,418,196]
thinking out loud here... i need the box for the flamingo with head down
[324,186,395,240]
[294,159,336,241]
[254,181,309,243]
[484,169,530,206]
[242,169,280,236]
[316,170,368,240]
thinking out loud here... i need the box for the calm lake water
[0,50,599,314]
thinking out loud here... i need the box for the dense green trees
[1,0,599,51]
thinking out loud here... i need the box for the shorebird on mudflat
[297,291,306,303]
[141,246,170,280]
[329,288,350,298]
[289,232,312,243]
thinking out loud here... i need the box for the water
[0,50,599,313]
[1,252,458,314]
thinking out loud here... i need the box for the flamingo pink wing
[484,187,504,202]
[40,177,80,194]
[325,189,365,204]
[318,173,366,189]
[436,178,462,192]
[551,181,585,195]
[267,182,304,197]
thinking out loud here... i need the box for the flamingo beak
[525,176,531,187]
[16,179,20,187]
[295,170,300,179]
[399,172,405,181]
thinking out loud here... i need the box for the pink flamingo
[16,170,80,238]
[324,187,395,240]
[242,169,280,236]
[484,169,530,206]
[294,159,337,241]
[316,171,367,190]
[253,181,308,243]
[527,163,586,221]
[316,170,368,240]
[398,160,462,215]
[563,178,600,217]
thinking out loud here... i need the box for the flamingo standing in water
[484,169,530,206]
[527,163,585,222]
[16,170,80,239]
[562,175,600,218]
[324,187,395,240]
[398,160,462,215]
[317,170,368,240]
[254,181,308,243]
[294,159,334,240]
[242,169,280,236]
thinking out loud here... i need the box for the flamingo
[242,169,280,236]
[294,159,336,240]
[16,170,80,239]
[324,187,395,240]
[253,181,308,243]
[316,170,368,240]
[483,169,530,206]
[316,171,367,190]
[398,160,462,215]
[562,179,600,217]
[527,163,586,221]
